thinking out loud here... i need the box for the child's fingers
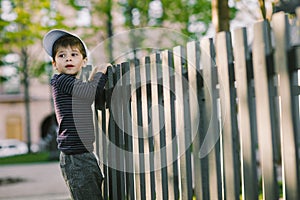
[96,63,112,73]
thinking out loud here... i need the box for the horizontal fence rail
[82,9,300,200]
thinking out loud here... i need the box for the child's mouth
[66,65,74,68]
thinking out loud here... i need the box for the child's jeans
[60,152,104,200]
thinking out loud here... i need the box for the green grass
[0,152,53,165]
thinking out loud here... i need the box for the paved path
[0,162,70,200]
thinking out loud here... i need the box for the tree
[90,0,114,62]
[0,0,65,152]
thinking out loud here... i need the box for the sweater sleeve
[56,73,107,100]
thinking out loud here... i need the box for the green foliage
[0,76,8,83]
[30,61,52,78]
[2,1,49,50]
[0,0,67,81]
[119,0,213,38]
[0,20,10,56]
[229,6,238,20]
[68,0,83,10]
[119,0,152,27]
[0,0,239,80]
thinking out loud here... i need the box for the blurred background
[0,0,298,161]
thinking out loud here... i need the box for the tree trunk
[258,0,266,19]
[211,0,230,33]
[22,47,31,153]
[106,0,113,62]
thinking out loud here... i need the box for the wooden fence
[88,10,300,200]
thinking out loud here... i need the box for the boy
[43,29,109,200]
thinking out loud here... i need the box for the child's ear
[52,60,57,70]
[83,57,88,66]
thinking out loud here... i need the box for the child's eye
[71,53,79,57]
[58,54,65,58]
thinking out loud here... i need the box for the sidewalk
[0,162,70,200]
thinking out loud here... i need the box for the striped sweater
[51,72,107,154]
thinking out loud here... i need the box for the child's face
[52,45,87,76]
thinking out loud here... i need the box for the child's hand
[95,63,112,74]
[89,63,111,81]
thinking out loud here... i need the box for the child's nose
[66,55,72,61]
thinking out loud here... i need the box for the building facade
[0,76,54,146]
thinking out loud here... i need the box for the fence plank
[102,66,115,200]
[88,66,105,199]
[295,8,300,148]
[215,31,240,200]
[96,107,110,200]
[186,41,201,156]
[168,51,180,200]
[130,61,140,200]
[136,57,153,199]
[156,52,169,200]
[181,53,194,200]
[131,59,146,200]
[115,64,126,199]
[272,12,300,200]
[132,60,144,200]
[121,62,135,200]
[107,65,120,200]
[149,53,164,200]
[199,37,222,200]
[252,20,279,200]
[102,110,110,200]
[161,50,177,200]
[94,64,110,200]
[173,45,191,200]
[186,41,204,200]
[97,109,109,200]
[144,56,156,200]
[233,27,259,200]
